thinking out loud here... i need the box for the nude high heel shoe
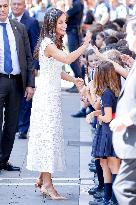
[40,185,67,200]
[35,178,43,192]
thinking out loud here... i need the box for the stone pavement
[0,89,96,205]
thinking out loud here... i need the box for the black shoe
[88,161,95,167]
[108,202,118,205]
[18,132,27,139]
[96,197,112,204]
[90,198,111,205]
[93,192,104,199]
[0,162,20,171]
[66,85,78,93]
[89,200,99,205]
[89,199,104,205]
[71,110,86,118]
[89,165,97,173]
[88,186,104,195]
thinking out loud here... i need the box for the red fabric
[112,113,116,119]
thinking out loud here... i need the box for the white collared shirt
[11,13,24,22]
[0,18,20,75]
[94,3,109,22]
[110,4,127,21]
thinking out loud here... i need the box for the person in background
[10,0,40,139]
[0,0,34,171]
[34,2,47,27]
[109,0,127,21]
[66,0,84,93]
[82,0,95,34]
[94,0,110,25]
[95,32,106,49]
[124,0,136,16]
[110,16,136,205]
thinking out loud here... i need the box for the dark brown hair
[34,8,65,59]
[94,61,121,97]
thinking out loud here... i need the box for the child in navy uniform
[90,61,121,205]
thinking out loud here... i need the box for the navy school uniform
[91,89,118,158]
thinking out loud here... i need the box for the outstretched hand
[83,31,92,46]
[93,45,105,60]
[120,54,134,68]
[74,77,84,91]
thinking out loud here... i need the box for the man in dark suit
[10,0,40,139]
[66,0,84,93]
[110,17,136,205]
[0,0,34,171]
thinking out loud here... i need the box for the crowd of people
[0,0,136,204]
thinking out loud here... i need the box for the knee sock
[104,183,112,201]
[80,107,86,113]
[95,159,104,189]
[111,174,118,204]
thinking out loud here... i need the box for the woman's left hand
[74,77,84,91]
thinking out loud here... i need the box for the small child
[95,32,106,49]
[89,61,121,205]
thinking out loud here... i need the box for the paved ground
[0,87,96,205]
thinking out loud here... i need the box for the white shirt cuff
[123,116,133,127]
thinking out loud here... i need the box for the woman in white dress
[26,8,91,199]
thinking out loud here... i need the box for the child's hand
[93,45,108,61]
[80,85,87,96]
[120,54,134,68]
[85,86,91,96]
[86,112,94,124]
[74,77,84,91]
[83,31,92,46]
[98,115,103,125]
[81,96,88,103]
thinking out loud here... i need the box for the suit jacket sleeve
[128,108,136,125]
[28,19,40,70]
[67,0,83,17]
[126,70,136,125]
[22,25,35,88]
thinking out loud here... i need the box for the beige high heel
[35,178,43,192]
[40,185,67,200]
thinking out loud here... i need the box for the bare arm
[106,60,128,79]
[98,107,112,123]
[61,70,84,91]
[85,81,100,110]
[45,44,87,64]
[86,110,101,124]
[61,70,75,83]
[93,46,129,78]
[99,12,109,25]
[45,32,91,64]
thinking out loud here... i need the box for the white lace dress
[26,37,65,173]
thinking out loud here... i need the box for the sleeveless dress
[26,37,65,173]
